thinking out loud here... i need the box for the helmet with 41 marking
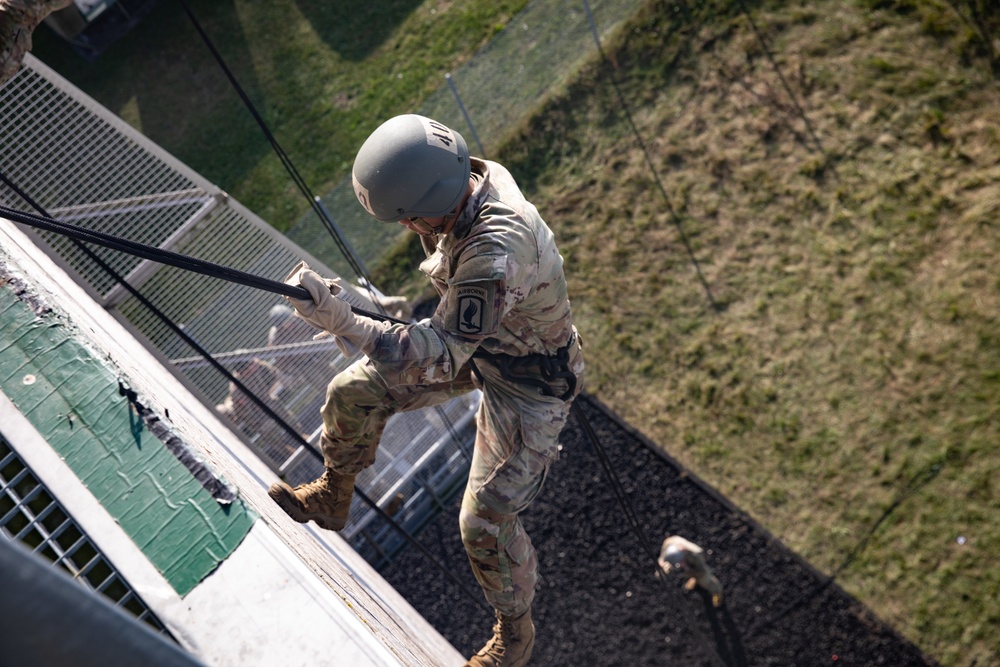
[351,114,471,223]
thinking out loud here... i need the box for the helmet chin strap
[405,178,472,235]
[407,207,460,236]
[409,218,447,235]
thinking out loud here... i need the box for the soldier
[658,535,724,607]
[215,358,304,460]
[0,0,73,84]
[268,114,584,667]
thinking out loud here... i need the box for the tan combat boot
[464,608,535,667]
[268,468,355,531]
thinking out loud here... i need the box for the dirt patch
[379,395,935,666]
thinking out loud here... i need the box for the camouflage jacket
[363,158,579,389]
[0,0,73,84]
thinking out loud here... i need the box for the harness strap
[472,334,577,401]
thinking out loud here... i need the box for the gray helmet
[352,114,470,222]
[268,304,294,327]
[660,543,689,571]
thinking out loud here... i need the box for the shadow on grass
[30,0,277,194]
[291,0,424,62]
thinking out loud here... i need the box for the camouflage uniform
[216,358,304,459]
[268,306,336,398]
[0,0,73,84]
[319,158,583,615]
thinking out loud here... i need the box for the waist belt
[472,334,577,401]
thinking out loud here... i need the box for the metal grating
[0,62,205,298]
[0,435,171,634]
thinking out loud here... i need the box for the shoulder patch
[441,244,506,338]
[454,283,492,336]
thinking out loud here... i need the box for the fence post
[445,73,486,158]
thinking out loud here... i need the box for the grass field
[31,1,1000,664]
[489,2,1000,663]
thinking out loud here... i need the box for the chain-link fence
[286,0,643,275]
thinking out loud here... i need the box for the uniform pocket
[474,437,552,516]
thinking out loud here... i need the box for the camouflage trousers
[320,347,582,615]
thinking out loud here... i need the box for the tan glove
[283,262,383,356]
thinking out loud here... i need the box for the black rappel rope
[570,398,738,667]
[581,0,720,313]
[173,0,387,316]
[0,178,490,614]
[0,202,403,325]
[580,2,742,664]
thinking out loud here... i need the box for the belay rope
[172,0,385,312]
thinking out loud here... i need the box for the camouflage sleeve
[367,242,509,387]
[441,244,507,339]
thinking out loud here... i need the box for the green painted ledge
[0,286,254,596]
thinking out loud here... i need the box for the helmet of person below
[352,114,471,222]
[660,543,689,571]
[268,304,294,327]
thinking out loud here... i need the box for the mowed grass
[486,1,998,664]
[31,0,1000,664]
[31,0,528,229]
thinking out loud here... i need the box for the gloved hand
[284,261,351,331]
[283,261,384,356]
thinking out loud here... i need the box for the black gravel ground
[379,395,937,666]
